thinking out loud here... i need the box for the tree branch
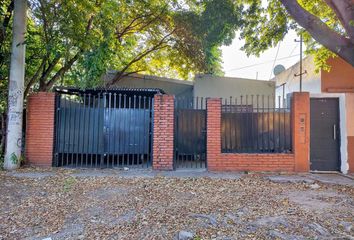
[323,0,354,43]
[38,55,61,88]
[24,59,46,97]
[280,0,354,66]
[116,13,155,40]
[41,51,82,91]
[107,30,174,86]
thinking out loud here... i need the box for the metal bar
[200,97,203,168]
[267,95,270,152]
[123,95,127,166]
[142,96,147,167]
[261,95,264,153]
[250,95,254,152]
[283,100,286,152]
[102,93,107,167]
[118,94,122,166]
[233,97,236,152]
[240,96,244,151]
[91,95,97,167]
[278,96,281,152]
[72,95,78,167]
[96,93,101,167]
[54,94,62,167]
[66,95,72,166]
[128,96,132,166]
[149,97,153,167]
[133,95,137,166]
[256,95,259,152]
[246,95,249,152]
[224,98,228,152]
[80,94,86,167]
[61,95,66,167]
[91,95,96,167]
[107,93,111,167]
[87,94,91,167]
[113,93,117,167]
[273,96,276,152]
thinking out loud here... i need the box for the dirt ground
[0,168,354,240]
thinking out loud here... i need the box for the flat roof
[54,86,165,96]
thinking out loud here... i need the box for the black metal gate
[53,88,155,168]
[174,98,206,168]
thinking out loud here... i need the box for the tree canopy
[238,0,354,69]
[0,0,240,111]
[1,0,353,112]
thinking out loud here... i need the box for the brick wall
[206,92,310,172]
[25,92,56,166]
[152,94,174,170]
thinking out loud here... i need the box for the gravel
[0,168,354,239]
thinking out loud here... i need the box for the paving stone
[269,230,305,240]
[176,231,194,240]
[308,223,330,236]
[267,175,315,184]
[190,214,218,227]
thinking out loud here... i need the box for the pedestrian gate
[174,98,207,168]
[53,88,158,168]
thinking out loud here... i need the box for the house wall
[274,56,321,107]
[346,93,354,173]
[104,72,194,98]
[194,74,275,106]
[321,57,354,93]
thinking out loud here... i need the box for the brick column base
[152,94,174,170]
[292,92,310,172]
[25,92,56,167]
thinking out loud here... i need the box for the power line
[288,44,298,57]
[225,54,300,72]
[269,42,281,80]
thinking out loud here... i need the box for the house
[193,74,275,100]
[273,56,354,173]
[103,71,194,99]
[104,71,275,100]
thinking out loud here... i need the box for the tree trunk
[4,0,27,170]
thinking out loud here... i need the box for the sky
[221,30,305,81]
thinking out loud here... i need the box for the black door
[174,98,207,169]
[310,98,340,171]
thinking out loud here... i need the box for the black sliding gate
[174,98,207,169]
[53,89,155,168]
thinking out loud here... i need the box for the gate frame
[52,89,155,168]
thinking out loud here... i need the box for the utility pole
[4,0,27,170]
[294,33,307,92]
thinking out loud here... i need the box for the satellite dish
[273,64,286,76]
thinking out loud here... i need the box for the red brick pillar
[25,92,56,167]
[152,94,174,170]
[292,92,310,172]
[206,98,222,169]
